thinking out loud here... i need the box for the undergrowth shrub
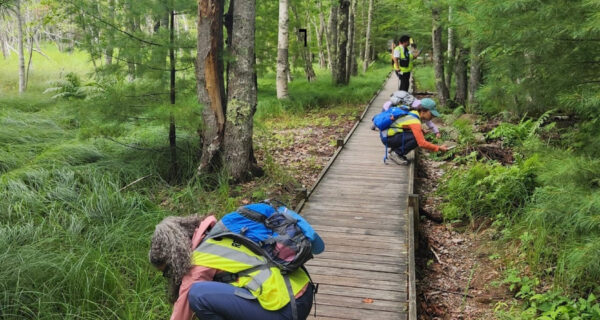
[438,156,539,221]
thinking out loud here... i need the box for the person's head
[149,215,204,303]
[418,98,440,121]
[399,35,411,47]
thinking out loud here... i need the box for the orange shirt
[404,123,440,152]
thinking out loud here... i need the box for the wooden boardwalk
[299,75,416,320]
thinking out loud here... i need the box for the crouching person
[149,215,315,320]
[386,98,447,165]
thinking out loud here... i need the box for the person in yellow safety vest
[386,98,448,165]
[393,35,420,91]
[149,215,314,320]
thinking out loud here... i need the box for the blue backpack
[206,200,324,272]
[372,106,419,163]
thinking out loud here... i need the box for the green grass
[0,47,392,318]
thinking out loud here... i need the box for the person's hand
[439,145,448,152]
[436,132,442,139]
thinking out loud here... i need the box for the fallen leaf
[362,298,374,304]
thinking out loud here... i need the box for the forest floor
[415,150,512,320]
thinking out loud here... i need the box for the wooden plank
[312,224,404,237]
[309,258,405,273]
[302,215,405,231]
[306,274,404,292]
[307,265,407,281]
[311,305,405,320]
[308,243,406,257]
[315,293,405,312]
[315,285,406,302]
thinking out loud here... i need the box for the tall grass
[1,47,393,318]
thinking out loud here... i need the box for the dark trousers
[188,281,314,320]
[395,71,411,91]
[387,131,418,157]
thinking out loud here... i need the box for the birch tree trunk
[319,2,332,70]
[311,16,326,68]
[432,7,449,106]
[328,5,338,76]
[345,0,356,81]
[15,0,26,93]
[454,47,468,107]
[363,0,373,72]
[196,0,226,173]
[0,32,8,59]
[334,0,349,85]
[291,4,316,82]
[445,6,455,91]
[276,0,289,99]
[468,42,482,110]
[223,0,261,182]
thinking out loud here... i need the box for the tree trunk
[196,0,226,174]
[25,34,34,90]
[454,47,468,107]
[168,10,179,181]
[276,0,289,99]
[15,0,26,93]
[445,6,455,91]
[468,42,482,110]
[431,7,449,106]
[345,0,356,82]
[291,4,316,82]
[320,3,332,70]
[0,32,8,59]
[363,0,373,72]
[334,0,349,85]
[223,0,261,182]
[311,12,326,68]
[328,5,338,76]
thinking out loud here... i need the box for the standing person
[149,214,316,320]
[385,98,447,165]
[393,35,419,91]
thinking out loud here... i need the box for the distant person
[393,35,419,91]
[149,215,314,320]
[385,98,447,165]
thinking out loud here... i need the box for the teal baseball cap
[420,98,440,117]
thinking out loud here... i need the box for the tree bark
[363,0,373,72]
[445,6,455,91]
[328,5,338,76]
[291,4,316,82]
[168,10,179,180]
[454,47,468,107]
[345,0,356,81]
[311,9,326,68]
[15,0,26,93]
[276,0,289,99]
[196,0,226,174]
[25,34,34,90]
[468,42,482,109]
[431,7,449,106]
[334,0,349,85]
[0,31,8,59]
[320,2,332,70]
[223,0,261,182]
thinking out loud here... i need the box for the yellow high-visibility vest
[386,110,421,137]
[192,237,310,311]
[394,45,414,73]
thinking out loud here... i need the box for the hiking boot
[388,152,410,165]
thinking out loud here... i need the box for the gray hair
[149,215,204,303]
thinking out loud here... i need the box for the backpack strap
[283,274,298,320]
[237,206,267,223]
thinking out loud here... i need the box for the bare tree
[11,0,26,93]
[196,0,226,173]
[276,0,289,99]
[431,7,449,106]
[310,4,326,68]
[362,0,373,72]
[328,4,338,75]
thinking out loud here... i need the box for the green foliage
[43,72,103,100]
[487,110,554,147]
[437,156,539,221]
[497,270,600,319]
